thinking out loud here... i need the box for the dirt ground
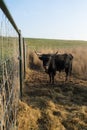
[17,69,87,130]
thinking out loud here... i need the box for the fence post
[23,38,26,79]
[18,30,23,100]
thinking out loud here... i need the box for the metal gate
[0,0,24,129]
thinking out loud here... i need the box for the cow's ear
[69,54,73,60]
[38,56,43,61]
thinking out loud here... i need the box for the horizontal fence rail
[0,0,19,34]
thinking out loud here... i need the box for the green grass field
[25,38,87,50]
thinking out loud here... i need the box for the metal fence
[0,0,24,130]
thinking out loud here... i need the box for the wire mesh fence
[0,1,24,130]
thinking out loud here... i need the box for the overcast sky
[4,0,87,40]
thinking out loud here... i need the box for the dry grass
[17,47,87,130]
[27,47,87,80]
[72,47,87,79]
[17,100,41,130]
[17,69,87,130]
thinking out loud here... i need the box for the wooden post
[23,38,26,79]
[18,30,23,100]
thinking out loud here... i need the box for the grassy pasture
[25,38,87,50]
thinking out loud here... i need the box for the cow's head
[35,51,58,71]
[68,54,73,60]
[64,53,73,68]
[35,51,50,70]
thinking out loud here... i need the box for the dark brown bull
[35,51,73,84]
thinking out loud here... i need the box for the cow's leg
[52,71,56,84]
[49,73,54,84]
[68,65,72,81]
[49,74,51,83]
[52,74,54,84]
[70,64,72,76]
[65,68,69,81]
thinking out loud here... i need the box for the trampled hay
[17,47,87,130]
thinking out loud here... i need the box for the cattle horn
[34,51,42,57]
[55,51,58,55]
